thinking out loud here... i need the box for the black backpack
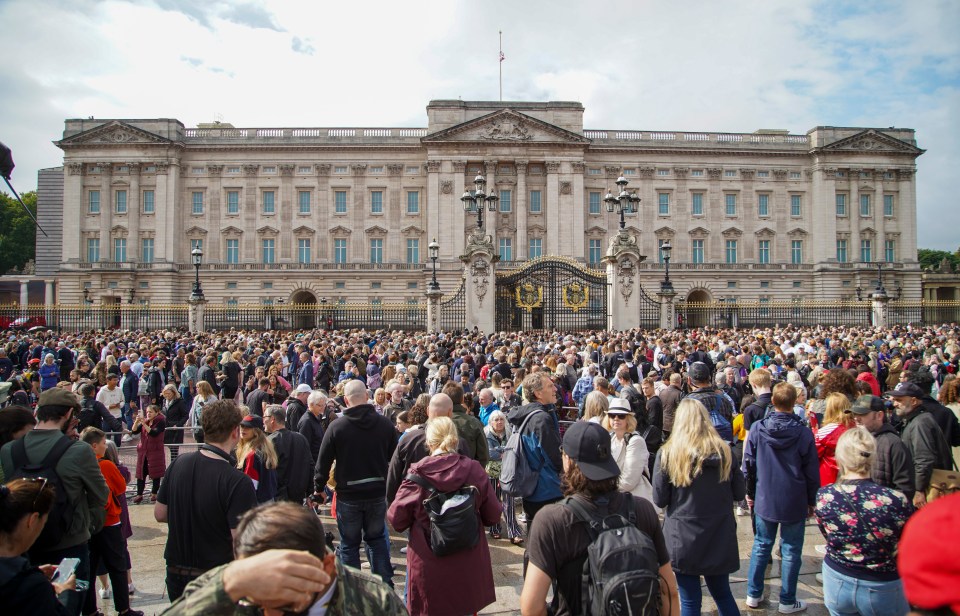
[77,397,102,431]
[564,494,662,616]
[406,473,480,557]
[9,436,75,550]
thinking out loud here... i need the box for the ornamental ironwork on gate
[495,257,607,331]
[635,284,661,330]
[439,278,466,331]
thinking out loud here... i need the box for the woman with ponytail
[388,415,502,616]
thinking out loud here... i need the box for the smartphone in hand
[51,557,79,585]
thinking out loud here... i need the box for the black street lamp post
[660,240,674,292]
[190,247,204,300]
[461,173,499,230]
[604,175,641,231]
[428,238,440,292]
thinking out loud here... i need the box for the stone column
[19,280,28,308]
[188,298,208,333]
[351,164,367,261]
[515,160,528,260]
[657,287,677,330]
[63,163,84,262]
[871,290,890,328]
[602,232,645,331]
[99,163,113,260]
[460,233,497,333]
[484,160,497,240]
[128,163,140,260]
[545,161,561,255]
[571,162,586,259]
[425,287,442,332]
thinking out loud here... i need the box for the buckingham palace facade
[45,99,924,307]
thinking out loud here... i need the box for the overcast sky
[1,0,957,249]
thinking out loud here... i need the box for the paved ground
[96,491,829,616]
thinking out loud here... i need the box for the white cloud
[0,0,956,248]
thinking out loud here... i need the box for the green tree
[918,248,960,271]
[0,191,37,274]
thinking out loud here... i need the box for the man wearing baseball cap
[1,387,109,614]
[887,383,951,508]
[520,421,679,616]
[850,395,914,499]
[284,383,312,430]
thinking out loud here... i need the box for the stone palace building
[40,99,924,311]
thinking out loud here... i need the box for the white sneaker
[128,582,137,595]
[400,546,407,554]
[745,592,766,609]
[99,587,112,600]
[735,506,749,516]
[121,434,133,443]
[779,600,807,614]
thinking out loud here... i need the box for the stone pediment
[292,225,315,235]
[722,227,743,238]
[528,224,547,235]
[364,225,388,235]
[754,227,776,237]
[688,226,711,236]
[586,225,607,236]
[654,226,675,238]
[422,109,589,145]
[400,225,424,235]
[257,226,279,235]
[57,121,173,147]
[329,225,352,235]
[787,227,808,237]
[185,226,208,236]
[222,226,244,236]
[819,129,923,155]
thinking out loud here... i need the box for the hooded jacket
[506,402,563,503]
[0,556,69,615]
[314,403,397,501]
[899,407,951,492]
[742,411,819,524]
[387,453,501,616]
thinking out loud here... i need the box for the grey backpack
[499,409,542,497]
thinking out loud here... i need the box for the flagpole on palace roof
[499,30,503,102]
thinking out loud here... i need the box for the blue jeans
[675,572,741,616]
[822,563,908,616]
[747,516,805,605]
[335,496,393,587]
[29,542,90,616]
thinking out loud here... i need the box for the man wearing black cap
[0,387,109,614]
[520,421,678,616]
[888,383,951,509]
[850,395,914,499]
[685,361,735,443]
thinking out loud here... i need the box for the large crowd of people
[0,321,959,615]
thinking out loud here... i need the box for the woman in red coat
[388,416,502,616]
[132,403,166,503]
[815,393,853,486]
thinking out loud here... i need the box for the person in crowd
[119,361,139,431]
[660,372,684,439]
[654,398,745,616]
[603,399,654,505]
[39,353,59,392]
[219,351,242,401]
[477,388,500,426]
[0,478,75,615]
[581,389,609,424]
[161,502,407,615]
[816,393,854,486]
[815,426,912,616]
[95,440,136,602]
[849,394,915,499]
[189,380,217,443]
[178,353,197,412]
[132,403,166,504]
[0,388,108,615]
[372,387,389,416]
[79,427,141,616]
[902,368,960,451]
[236,414,278,504]
[0,405,36,452]
[383,382,411,423]
[938,376,960,465]
[445,382,488,465]
[388,416,502,616]
[263,405,312,504]
[298,390,327,463]
[96,373,125,443]
[155,399,258,600]
[244,378,272,418]
[500,378,522,410]
[485,409,523,545]
[160,384,188,460]
[507,371,563,535]
[428,364,450,395]
[888,382,952,509]
[520,421,680,616]
[742,381,819,614]
[313,379,397,587]
[197,355,219,398]
[685,361,736,443]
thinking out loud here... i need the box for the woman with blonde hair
[653,398,745,616]
[236,414,279,504]
[388,416,502,615]
[372,388,389,416]
[189,379,218,442]
[817,392,854,486]
[815,427,911,616]
[582,390,609,424]
[602,399,653,504]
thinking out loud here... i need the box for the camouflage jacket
[161,559,408,616]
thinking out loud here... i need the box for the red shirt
[98,457,127,526]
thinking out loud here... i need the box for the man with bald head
[313,379,397,586]
[386,393,468,503]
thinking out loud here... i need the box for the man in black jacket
[284,384,311,431]
[298,390,327,463]
[197,355,220,397]
[264,405,313,504]
[850,395,914,499]
[313,380,397,586]
[903,369,960,452]
[890,383,952,509]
